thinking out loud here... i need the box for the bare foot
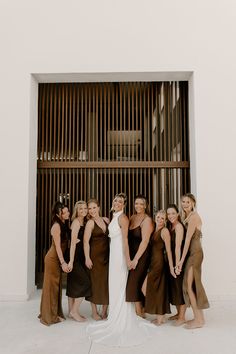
[69,312,86,322]
[57,316,65,322]
[168,314,178,321]
[92,313,102,321]
[101,313,108,320]
[174,318,186,326]
[137,312,146,318]
[152,319,163,326]
[185,320,205,329]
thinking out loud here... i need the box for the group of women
[38,192,209,343]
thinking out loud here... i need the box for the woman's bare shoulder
[103,216,110,224]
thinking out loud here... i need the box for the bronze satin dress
[145,228,171,315]
[39,223,69,325]
[86,221,109,305]
[66,225,91,298]
[183,226,210,309]
[168,228,185,306]
[126,224,150,302]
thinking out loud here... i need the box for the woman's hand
[170,266,177,278]
[61,262,70,273]
[126,258,132,270]
[130,258,138,270]
[68,261,73,272]
[175,261,183,275]
[85,258,93,269]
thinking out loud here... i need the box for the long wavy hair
[51,201,67,228]
[166,203,182,230]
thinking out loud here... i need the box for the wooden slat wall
[36,81,190,285]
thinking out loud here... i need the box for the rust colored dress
[86,221,109,305]
[145,228,171,315]
[168,228,185,306]
[39,222,69,325]
[126,224,150,302]
[183,226,210,309]
[66,225,91,298]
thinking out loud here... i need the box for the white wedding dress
[86,210,156,347]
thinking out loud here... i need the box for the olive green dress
[86,221,109,305]
[39,223,69,325]
[183,226,210,309]
[145,228,171,315]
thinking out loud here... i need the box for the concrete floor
[0,291,236,354]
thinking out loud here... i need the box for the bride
[86,193,156,347]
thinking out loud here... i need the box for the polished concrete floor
[0,291,236,354]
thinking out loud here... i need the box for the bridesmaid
[66,200,91,322]
[176,193,210,329]
[39,201,70,326]
[167,204,186,326]
[126,195,154,317]
[84,199,110,320]
[143,210,175,325]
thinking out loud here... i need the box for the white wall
[0,0,235,300]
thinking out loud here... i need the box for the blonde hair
[182,193,196,208]
[111,193,127,211]
[156,209,167,218]
[181,193,196,220]
[87,198,101,218]
[71,200,87,221]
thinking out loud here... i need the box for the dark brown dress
[183,227,210,309]
[86,221,109,305]
[66,225,91,298]
[39,222,69,325]
[145,228,171,315]
[168,228,185,306]
[126,224,150,302]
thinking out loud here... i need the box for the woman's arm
[176,213,201,273]
[118,214,131,268]
[161,228,176,278]
[68,219,81,271]
[174,223,184,266]
[130,217,154,270]
[83,220,94,269]
[51,223,70,273]
[103,216,110,225]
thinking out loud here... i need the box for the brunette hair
[166,203,182,230]
[134,194,150,215]
[51,201,67,227]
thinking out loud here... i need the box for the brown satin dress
[145,228,171,315]
[86,221,109,305]
[126,224,150,302]
[168,228,185,306]
[183,226,210,309]
[39,222,69,325]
